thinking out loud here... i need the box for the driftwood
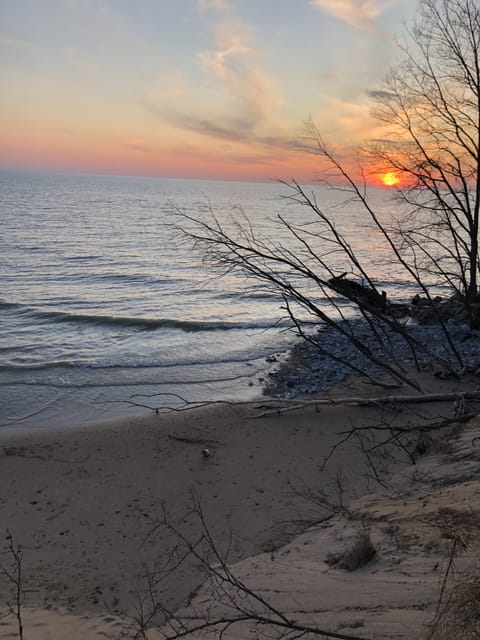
[253,391,480,417]
[106,389,480,420]
[328,273,387,310]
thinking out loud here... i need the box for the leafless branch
[0,531,25,640]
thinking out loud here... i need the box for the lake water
[0,171,412,432]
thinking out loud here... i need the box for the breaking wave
[7,305,288,332]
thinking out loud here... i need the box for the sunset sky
[0,0,417,182]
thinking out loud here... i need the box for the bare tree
[174,0,480,391]
[368,0,480,318]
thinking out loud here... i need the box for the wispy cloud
[197,27,250,78]
[318,95,393,149]
[310,0,390,30]
[147,5,282,146]
[149,107,254,143]
[0,36,35,50]
[194,15,281,136]
[196,0,231,11]
[165,131,305,171]
[124,138,152,153]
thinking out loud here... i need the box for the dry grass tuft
[337,529,376,572]
[427,511,480,640]
[427,571,480,640]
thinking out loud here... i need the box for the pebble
[265,318,480,397]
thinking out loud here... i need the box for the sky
[0,0,418,183]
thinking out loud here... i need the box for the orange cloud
[196,0,231,11]
[310,0,392,30]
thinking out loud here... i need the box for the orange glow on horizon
[381,171,400,187]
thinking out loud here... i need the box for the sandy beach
[1,373,479,639]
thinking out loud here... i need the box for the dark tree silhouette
[368,0,480,316]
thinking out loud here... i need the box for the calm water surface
[0,171,411,431]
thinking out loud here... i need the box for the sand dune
[1,375,478,639]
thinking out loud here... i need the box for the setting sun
[381,171,400,187]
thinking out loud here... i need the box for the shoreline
[0,351,284,435]
[5,311,479,438]
[265,317,480,397]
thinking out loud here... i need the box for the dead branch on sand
[252,391,480,417]
[0,531,25,640]
[132,498,374,640]
[102,388,480,421]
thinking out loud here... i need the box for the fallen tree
[252,389,480,417]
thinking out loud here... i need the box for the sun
[381,171,400,187]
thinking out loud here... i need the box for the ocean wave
[213,291,281,302]
[17,307,289,332]
[0,372,255,390]
[0,349,278,374]
[91,272,189,286]
[0,299,22,311]
[64,255,102,261]
[0,298,287,332]
[0,360,77,372]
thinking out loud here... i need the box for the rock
[263,315,480,398]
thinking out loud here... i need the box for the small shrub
[413,432,434,459]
